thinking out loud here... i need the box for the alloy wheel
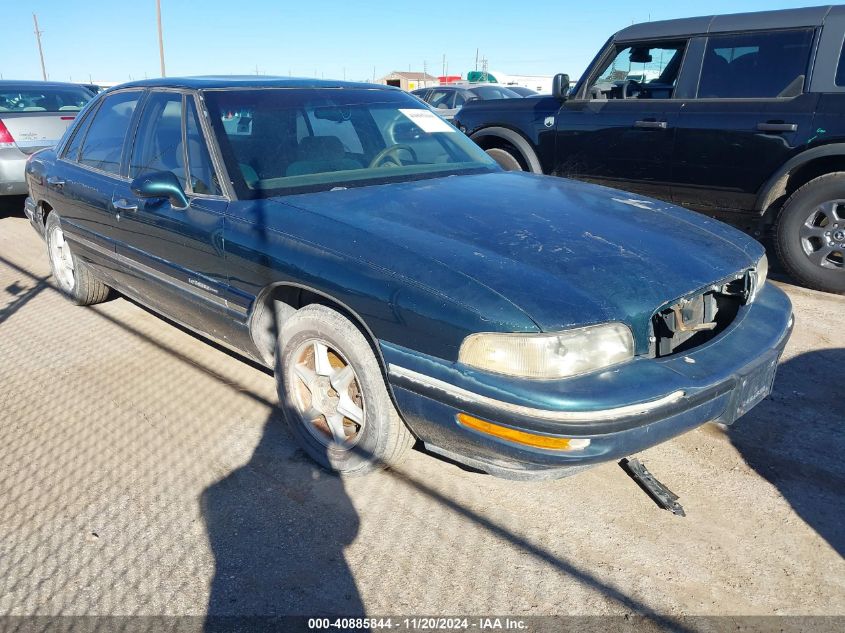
[800,200,845,270]
[48,224,75,291]
[289,338,366,449]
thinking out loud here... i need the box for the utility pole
[33,14,47,80]
[156,0,166,77]
[475,48,479,72]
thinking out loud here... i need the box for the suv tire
[275,304,414,475]
[45,212,110,305]
[776,173,845,294]
[485,147,524,171]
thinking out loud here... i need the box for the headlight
[749,253,768,303]
[459,322,635,379]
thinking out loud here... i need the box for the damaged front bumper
[383,283,793,480]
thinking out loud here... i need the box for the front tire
[775,173,845,294]
[45,212,110,305]
[275,304,413,475]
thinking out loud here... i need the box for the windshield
[204,88,497,198]
[0,85,93,112]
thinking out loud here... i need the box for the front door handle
[757,122,798,133]
[46,176,65,187]
[634,120,668,129]
[113,199,138,213]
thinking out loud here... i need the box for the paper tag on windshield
[399,109,456,133]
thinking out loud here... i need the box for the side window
[588,42,686,100]
[427,89,455,110]
[62,107,95,161]
[185,97,221,195]
[698,29,815,98]
[78,91,141,174]
[835,34,845,86]
[129,92,186,187]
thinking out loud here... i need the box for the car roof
[614,5,843,42]
[110,75,399,92]
[0,80,93,89]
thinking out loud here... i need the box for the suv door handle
[634,120,668,129]
[113,199,138,213]
[757,122,797,133]
[46,176,65,187]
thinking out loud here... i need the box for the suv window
[698,29,814,98]
[78,91,141,174]
[129,92,186,187]
[589,42,686,100]
[185,97,221,195]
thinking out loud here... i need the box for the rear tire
[485,147,524,171]
[775,173,845,294]
[45,212,110,305]
[275,304,413,475]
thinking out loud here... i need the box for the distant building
[376,71,437,91]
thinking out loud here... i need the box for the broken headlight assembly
[748,253,768,304]
[459,322,634,379]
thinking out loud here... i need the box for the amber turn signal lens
[456,413,590,451]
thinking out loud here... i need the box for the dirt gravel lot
[0,197,843,628]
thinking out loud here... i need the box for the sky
[1,0,832,84]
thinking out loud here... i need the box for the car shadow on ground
[727,348,845,559]
[0,195,25,219]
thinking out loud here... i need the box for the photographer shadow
[202,411,364,630]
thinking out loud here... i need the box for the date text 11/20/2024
[308,617,529,630]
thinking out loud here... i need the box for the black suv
[454,5,845,293]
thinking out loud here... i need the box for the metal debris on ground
[620,457,686,517]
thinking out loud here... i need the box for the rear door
[553,40,689,200]
[671,28,818,213]
[110,90,232,338]
[54,90,143,261]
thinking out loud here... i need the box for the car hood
[277,172,763,349]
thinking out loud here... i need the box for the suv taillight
[0,120,15,148]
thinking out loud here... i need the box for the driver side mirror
[552,73,570,100]
[130,171,189,210]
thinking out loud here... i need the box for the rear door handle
[634,120,668,129]
[757,122,797,133]
[113,199,138,213]
[46,176,65,187]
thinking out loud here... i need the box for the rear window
[698,29,814,98]
[468,86,521,99]
[0,86,93,112]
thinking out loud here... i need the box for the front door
[110,91,233,341]
[553,41,688,201]
[671,29,819,213]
